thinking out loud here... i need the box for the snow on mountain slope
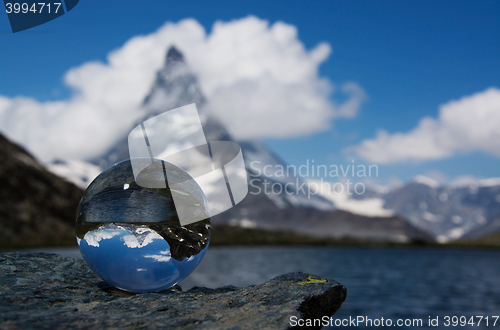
[47,159,102,188]
[383,176,500,242]
[411,175,440,188]
[478,178,500,187]
[241,141,334,210]
[309,179,394,217]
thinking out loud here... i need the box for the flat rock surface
[0,252,346,329]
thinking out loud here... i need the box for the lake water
[19,246,500,329]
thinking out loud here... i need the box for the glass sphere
[76,159,211,293]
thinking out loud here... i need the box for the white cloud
[83,230,121,248]
[0,16,365,162]
[335,82,367,119]
[351,88,500,163]
[144,249,172,262]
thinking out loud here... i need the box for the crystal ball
[76,159,211,293]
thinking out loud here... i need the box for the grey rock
[0,252,346,329]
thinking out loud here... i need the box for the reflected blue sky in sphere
[78,224,207,293]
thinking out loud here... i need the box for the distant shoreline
[1,225,499,250]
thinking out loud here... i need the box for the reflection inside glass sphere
[75,159,211,293]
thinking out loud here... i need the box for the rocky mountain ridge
[381,177,500,242]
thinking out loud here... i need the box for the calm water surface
[21,246,500,329]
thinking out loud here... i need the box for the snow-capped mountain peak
[411,175,440,188]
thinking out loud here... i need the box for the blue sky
[0,0,499,185]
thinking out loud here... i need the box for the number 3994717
[5,3,62,14]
